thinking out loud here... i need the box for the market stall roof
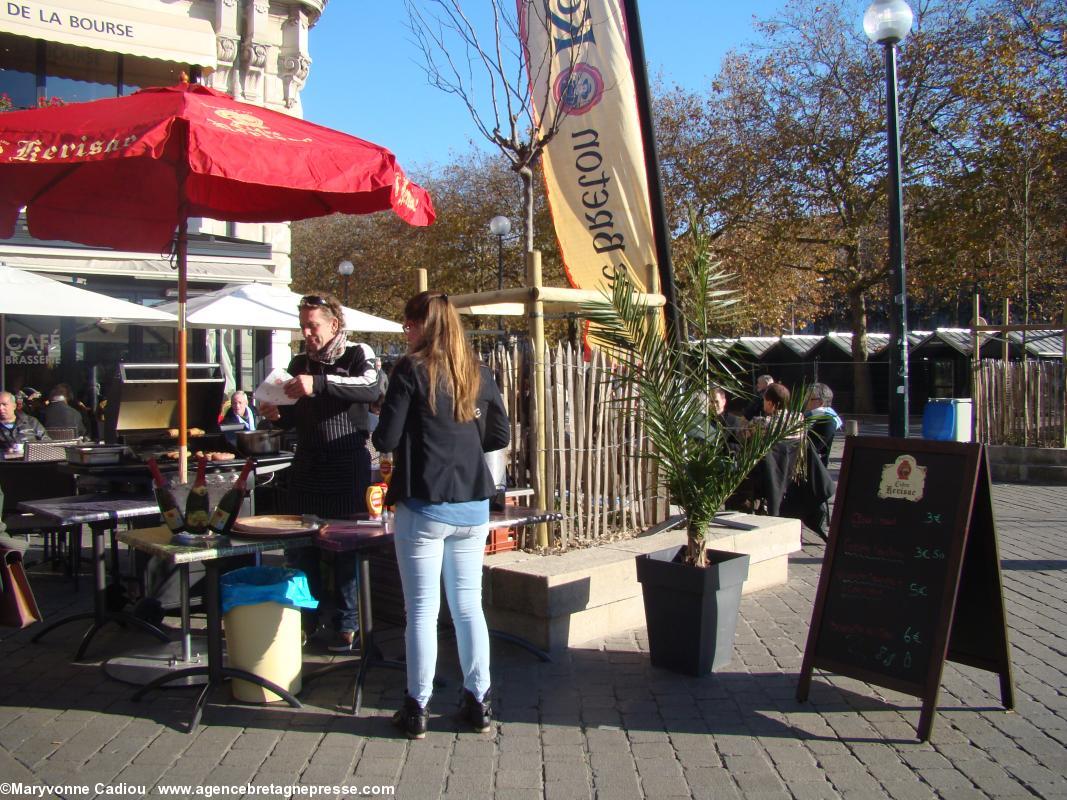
[823,332,892,357]
[733,336,781,358]
[1008,330,1064,358]
[779,335,824,358]
[910,328,994,357]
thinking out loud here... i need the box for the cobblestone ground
[0,474,1063,798]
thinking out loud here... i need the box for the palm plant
[586,223,807,568]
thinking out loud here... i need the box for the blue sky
[300,1,785,173]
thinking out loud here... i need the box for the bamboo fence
[974,359,1065,447]
[487,341,664,550]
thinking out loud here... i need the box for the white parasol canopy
[154,282,402,333]
[0,264,176,322]
[0,263,176,392]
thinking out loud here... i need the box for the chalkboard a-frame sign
[796,436,1014,741]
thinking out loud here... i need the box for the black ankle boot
[460,688,491,733]
[392,694,428,740]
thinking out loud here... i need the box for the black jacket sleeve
[312,343,381,405]
[371,357,415,455]
[373,359,512,505]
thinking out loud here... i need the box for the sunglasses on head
[299,295,329,308]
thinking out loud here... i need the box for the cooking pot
[236,429,283,455]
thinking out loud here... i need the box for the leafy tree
[911,0,1066,324]
[291,150,567,333]
[655,0,997,411]
[404,0,590,253]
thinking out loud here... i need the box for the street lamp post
[337,259,354,306]
[864,0,913,439]
[489,215,511,334]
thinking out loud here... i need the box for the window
[0,32,37,109]
[45,41,118,104]
[0,32,192,107]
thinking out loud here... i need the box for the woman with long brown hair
[373,291,510,739]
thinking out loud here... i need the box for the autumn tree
[910,0,1066,324]
[404,0,590,252]
[291,149,565,331]
[655,0,990,412]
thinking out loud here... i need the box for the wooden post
[416,268,428,293]
[527,250,549,548]
[971,292,981,445]
[1003,300,1010,445]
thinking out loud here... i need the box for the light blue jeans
[393,502,491,708]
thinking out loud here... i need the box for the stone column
[207,0,239,96]
[239,0,270,103]
[278,6,312,112]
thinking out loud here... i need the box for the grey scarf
[307,330,348,365]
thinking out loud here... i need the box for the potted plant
[586,221,806,675]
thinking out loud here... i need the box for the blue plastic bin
[922,399,972,442]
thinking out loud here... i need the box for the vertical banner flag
[520,0,656,296]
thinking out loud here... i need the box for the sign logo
[554,64,604,115]
[207,107,312,143]
[5,330,61,366]
[877,455,927,502]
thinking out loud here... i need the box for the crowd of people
[4,287,847,741]
[0,384,88,454]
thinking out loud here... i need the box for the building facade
[0,0,326,403]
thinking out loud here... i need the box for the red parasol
[0,81,434,479]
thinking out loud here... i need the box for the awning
[0,251,283,286]
[4,0,217,67]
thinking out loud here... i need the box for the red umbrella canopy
[0,82,435,251]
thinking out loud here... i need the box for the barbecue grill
[66,363,291,512]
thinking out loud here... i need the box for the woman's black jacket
[372,357,510,506]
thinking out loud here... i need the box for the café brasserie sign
[2,0,216,69]
[5,330,61,366]
[5,2,136,40]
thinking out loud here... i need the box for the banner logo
[555,64,604,115]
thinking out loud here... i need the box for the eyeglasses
[299,295,329,308]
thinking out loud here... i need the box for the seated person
[222,390,258,446]
[0,391,49,453]
[43,383,87,439]
[804,382,842,467]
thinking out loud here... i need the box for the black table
[120,527,314,732]
[307,520,404,715]
[19,493,171,660]
[307,507,563,714]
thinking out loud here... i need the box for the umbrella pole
[177,218,189,483]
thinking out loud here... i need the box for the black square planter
[635,545,750,676]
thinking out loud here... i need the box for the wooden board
[230,514,318,538]
[796,436,1013,741]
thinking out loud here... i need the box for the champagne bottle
[147,458,185,533]
[185,454,211,533]
[208,458,254,534]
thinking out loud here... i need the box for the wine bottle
[147,458,185,533]
[208,458,254,534]
[185,454,211,533]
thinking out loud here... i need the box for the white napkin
[254,368,297,406]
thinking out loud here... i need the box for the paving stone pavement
[1,443,1064,799]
